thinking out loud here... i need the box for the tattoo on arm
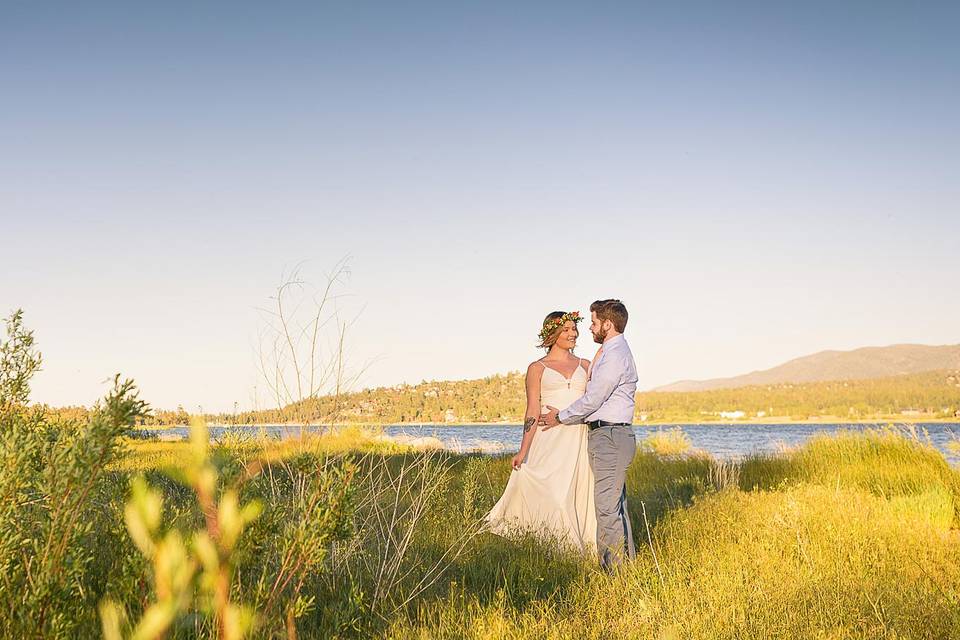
[523,417,536,432]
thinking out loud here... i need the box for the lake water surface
[139,422,960,462]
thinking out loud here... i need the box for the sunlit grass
[638,427,694,456]
[10,420,960,638]
[383,428,960,639]
[392,482,959,639]
[255,424,413,459]
[115,425,413,471]
[113,438,191,470]
[739,425,960,527]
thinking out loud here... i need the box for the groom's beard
[592,327,607,344]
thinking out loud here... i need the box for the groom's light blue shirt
[558,334,637,425]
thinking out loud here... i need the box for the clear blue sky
[2,1,958,411]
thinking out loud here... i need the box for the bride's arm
[512,362,543,469]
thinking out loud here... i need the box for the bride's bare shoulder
[526,360,546,377]
[578,358,591,371]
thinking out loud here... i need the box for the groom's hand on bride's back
[539,406,560,430]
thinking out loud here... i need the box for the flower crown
[538,311,582,344]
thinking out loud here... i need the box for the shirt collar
[603,334,625,349]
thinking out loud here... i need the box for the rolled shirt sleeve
[558,352,621,425]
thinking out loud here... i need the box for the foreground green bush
[0,311,150,637]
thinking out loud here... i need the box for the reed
[638,427,694,456]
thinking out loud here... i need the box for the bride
[485,311,597,552]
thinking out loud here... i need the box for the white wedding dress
[485,362,597,553]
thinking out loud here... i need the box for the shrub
[0,308,148,637]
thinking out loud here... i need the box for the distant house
[719,411,745,419]
[444,409,457,422]
[900,410,922,417]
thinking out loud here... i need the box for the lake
[138,422,960,462]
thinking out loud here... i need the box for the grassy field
[3,399,960,638]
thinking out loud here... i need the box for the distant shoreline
[138,417,960,430]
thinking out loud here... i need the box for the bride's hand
[511,452,524,470]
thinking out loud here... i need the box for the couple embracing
[486,299,638,571]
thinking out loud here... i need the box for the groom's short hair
[590,299,628,333]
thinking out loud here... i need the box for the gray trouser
[587,425,637,569]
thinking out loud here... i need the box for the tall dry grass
[385,427,960,640]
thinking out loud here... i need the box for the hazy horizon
[3,1,958,411]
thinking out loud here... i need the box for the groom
[540,299,638,570]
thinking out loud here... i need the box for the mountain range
[653,344,960,392]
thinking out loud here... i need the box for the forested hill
[110,369,960,426]
[655,344,960,392]
[640,370,960,422]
